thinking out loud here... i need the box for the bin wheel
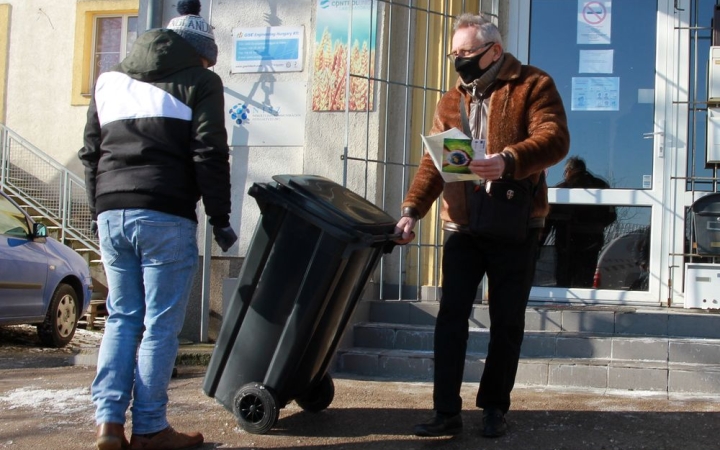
[296,374,335,413]
[233,383,279,434]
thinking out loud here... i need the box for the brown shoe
[129,426,203,450]
[97,423,130,450]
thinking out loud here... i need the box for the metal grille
[0,124,98,255]
[342,0,498,300]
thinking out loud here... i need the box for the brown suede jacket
[401,53,570,227]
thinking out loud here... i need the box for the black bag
[466,178,534,242]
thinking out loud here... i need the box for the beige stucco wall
[3,1,89,176]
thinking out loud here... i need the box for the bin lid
[271,175,397,233]
[691,193,720,215]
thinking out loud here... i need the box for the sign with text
[231,26,304,73]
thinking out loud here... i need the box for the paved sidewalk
[2,325,720,449]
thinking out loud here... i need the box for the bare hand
[468,153,506,181]
[394,216,417,244]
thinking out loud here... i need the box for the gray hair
[454,13,503,48]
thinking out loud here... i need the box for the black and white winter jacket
[79,29,231,227]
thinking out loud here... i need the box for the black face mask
[454,44,495,84]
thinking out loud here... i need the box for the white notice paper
[579,50,613,74]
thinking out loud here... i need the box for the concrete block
[409,303,440,326]
[353,326,395,349]
[608,365,667,391]
[525,309,562,332]
[615,311,668,336]
[556,336,612,359]
[562,310,614,333]
[520,333,557,358]
[669,367,720,394]
[467,330,490,354]
[669,340,720,364]
[368,301,411,324]
[380,354,433,380]
[612,337,668,362]
[548,362,608,388]
[470,306,491,328]
[336,352,379,376]
[516,360,549,386]
[463,356,486,382]
[395,328,434,351]
[669,314,720,339]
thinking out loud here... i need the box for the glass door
[510,0,676,304]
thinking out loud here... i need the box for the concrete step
[333,301,720,395]
[335,347,720,395]
[365,301,720,338]
[349,322,720,364]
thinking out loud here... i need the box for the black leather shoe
[482,408,507,438]
[413,413,463,437]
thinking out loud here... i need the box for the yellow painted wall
[408,0,481,288]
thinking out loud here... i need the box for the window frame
[71,0,139,106]
[89,14,138,90]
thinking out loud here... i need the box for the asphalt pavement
[2,325,720,450]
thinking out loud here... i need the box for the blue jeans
[92,209,198,434]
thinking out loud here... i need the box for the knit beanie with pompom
[166,0,218,66]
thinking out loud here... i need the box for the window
[0,195,30,238]
[72,1,139,105]
[91,15,138,88]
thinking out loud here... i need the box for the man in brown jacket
[395,14,569,438]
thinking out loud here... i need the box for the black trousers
[433,229,540,415]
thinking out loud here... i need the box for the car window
[0,194,31,238]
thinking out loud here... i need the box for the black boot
[413,412,463,437]
[481,408,507,438]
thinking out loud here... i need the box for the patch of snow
[0,386,92,414]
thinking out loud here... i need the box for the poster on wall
[224,82,306,146]
[577,0,612,45]
[231,26,304,73]
[571,77,619,111]
[312,0,377,111]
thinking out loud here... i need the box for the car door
[0,193,49,320]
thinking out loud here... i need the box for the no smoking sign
[582,1,607,25]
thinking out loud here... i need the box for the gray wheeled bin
[691,193,720,256]
[202,174,398,434]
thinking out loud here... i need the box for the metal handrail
[0,123,99,256]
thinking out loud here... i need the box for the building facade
[1,0,719,330]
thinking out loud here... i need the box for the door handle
[643,131,664,158]
[642,131,663,139]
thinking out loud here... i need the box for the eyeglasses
[446,42,494,62]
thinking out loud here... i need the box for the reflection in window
[535,206,651,291]
[0,196,30,237]
[92,15,138,88]
[529,0,657,189]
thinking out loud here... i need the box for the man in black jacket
[79,1,235,449]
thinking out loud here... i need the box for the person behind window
[547,156,616,288]
[79,1,236,449]
[394,13,569,439]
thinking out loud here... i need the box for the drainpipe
[138,0,163,34]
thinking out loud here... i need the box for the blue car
[0,189,92,347]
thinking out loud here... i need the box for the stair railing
[0,123,98,255]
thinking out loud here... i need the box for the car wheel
[37,283,79,348]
